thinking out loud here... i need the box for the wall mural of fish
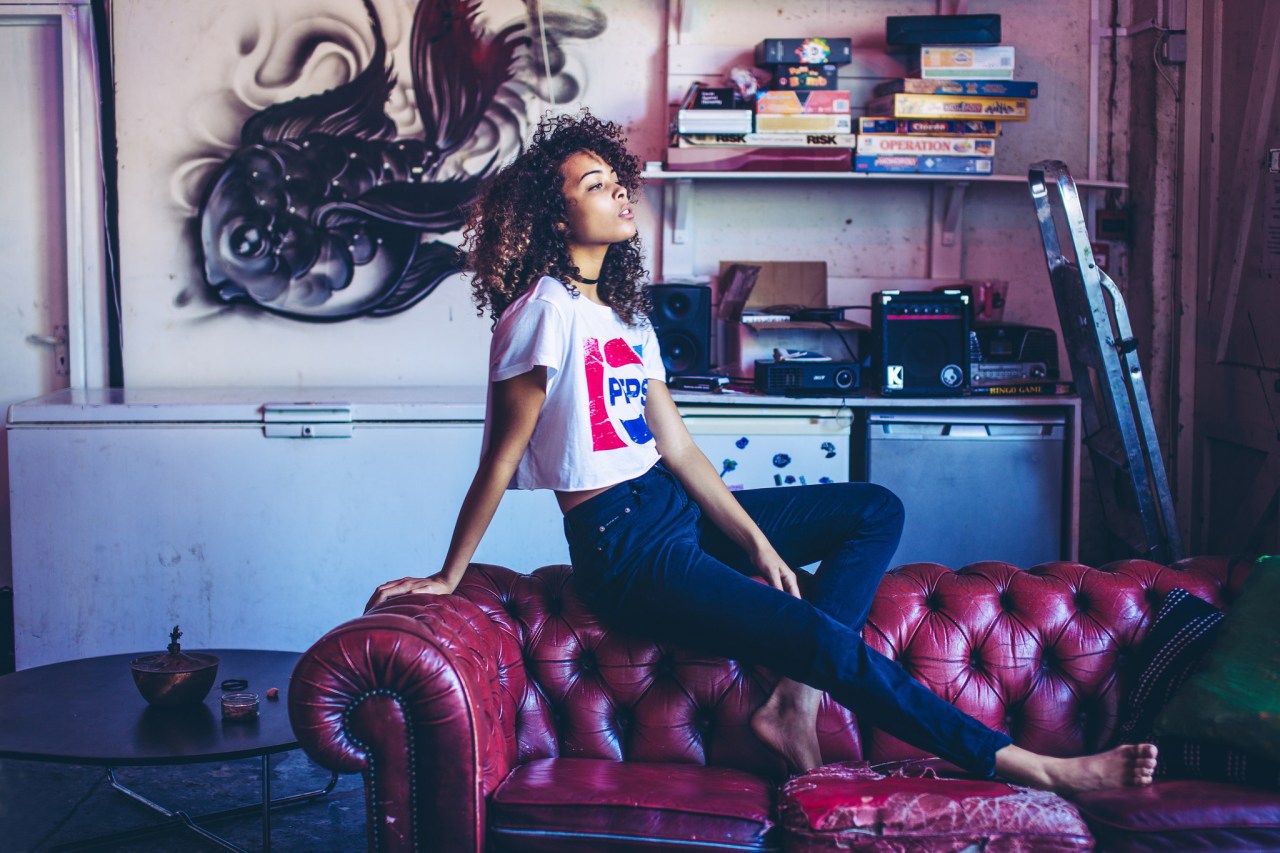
[197,0,604,322]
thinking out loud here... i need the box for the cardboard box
[755,90,852,115]
[676,109,754,134]
[886,14,1001,46]
[768,64,839,90]
[689,87,740,108]
[677,132,858,148]
[854,154,995,175]
[754,113,853,133]
[857,117,1002,136]
[916,45,1016,79]
[864,94,1029,121]
[857,135,995,156]
[717,261,828,311]
[874,79,1038,98]
[756,37,853,65]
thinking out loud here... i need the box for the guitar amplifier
[872,290,971,396]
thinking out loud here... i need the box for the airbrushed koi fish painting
[182,0,606,322]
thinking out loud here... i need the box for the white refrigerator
[680,405,853,491]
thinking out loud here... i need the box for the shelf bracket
[670,178,694,245]
[929,182,967,279]
[670,0,693,44]
[941,181,967,247]
[660,178,696,280]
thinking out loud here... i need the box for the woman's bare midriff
[555,461,665,514]
[555,485,613,514]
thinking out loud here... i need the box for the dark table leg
[49,763,338,852]
[262,754,271,850]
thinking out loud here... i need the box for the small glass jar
[221,691,260,721]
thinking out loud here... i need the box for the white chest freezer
[8,389,856,668]
[6,387,565,668]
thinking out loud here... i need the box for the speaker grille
[873,292,971,396]
[649,284,711,376]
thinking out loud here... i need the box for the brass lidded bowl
[130,625,219,707]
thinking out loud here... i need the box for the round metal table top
[0,649,301,766]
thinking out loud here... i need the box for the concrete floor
[0,752,367,852]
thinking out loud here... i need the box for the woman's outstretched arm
[644,380,800,597]
[366,368,548,608]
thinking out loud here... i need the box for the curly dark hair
[462,109,650,326]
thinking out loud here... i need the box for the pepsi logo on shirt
[584,336,654,451]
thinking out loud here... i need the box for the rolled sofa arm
[289,593,519,853]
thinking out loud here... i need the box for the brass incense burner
[130,625,219,707]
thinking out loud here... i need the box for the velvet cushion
[1155,557,1280,763]
[779,762,1092,852]
[1116,586,1280,787]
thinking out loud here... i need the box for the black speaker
[649,284,711,377]
[873,290,971,395]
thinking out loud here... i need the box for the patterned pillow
[1118,586,1280,787]
[1116,588,1224,744]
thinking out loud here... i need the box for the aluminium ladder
[1027,161,1183,563]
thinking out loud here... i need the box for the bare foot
[996,743,1159,797]
[750,678,822,774]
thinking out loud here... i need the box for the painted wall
[110,0,1113,389]
[112,0,667,387]
[659,0,1101,375]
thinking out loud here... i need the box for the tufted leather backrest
[450,556,1251,776]
[861,556,1252,763]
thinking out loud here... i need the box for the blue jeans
[563,461,1013,777]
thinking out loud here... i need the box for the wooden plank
[1175,0,1207,546]
[1222,454,1280,547]
[1211,2,1280,361]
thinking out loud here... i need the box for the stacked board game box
[858,20,1038,175]
[667,37,857,172]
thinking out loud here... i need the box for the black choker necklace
[575,274,600,285]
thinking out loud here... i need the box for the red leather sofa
[289,556,1280,852]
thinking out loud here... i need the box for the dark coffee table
[0,648,336,851]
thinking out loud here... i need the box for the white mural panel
[112,0,665,386]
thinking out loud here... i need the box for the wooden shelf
[643,165,1127,191]
[649,163,1125,281]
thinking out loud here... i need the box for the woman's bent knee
[854,483,905,535]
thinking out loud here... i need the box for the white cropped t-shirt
[484,276,667,491]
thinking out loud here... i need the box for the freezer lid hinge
[261,403,354,438]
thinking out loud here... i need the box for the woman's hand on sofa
[366,572,459,611]
[750,544,802,598]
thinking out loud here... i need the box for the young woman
[369,110,1157,794]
